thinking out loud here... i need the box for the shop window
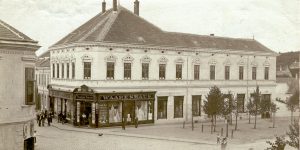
[159,64,166,80]
[237,94,245,113]
[106,62,114,80]
[84,62,91,79]
[72,62,75,79]
[108,102,122,123]
[252,67,257,80]
[176,64,182,80]
[98,102,108,125]
[264,67,269,80]
[194,65,200,80]
[135,101,148,121]
[57,64,59,78]
[210,65,215,80]
[225,66,230,80]
[124,63,131,80]
[239,66,244,80]
[192,95,201,116]
[142,63,149,80]
[157,96,168,119]
[25,68,35,105]
[174,96,184,118]
[67,63,69,79]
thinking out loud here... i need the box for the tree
[286,90,299,122]
[270,102,279,128]
[252,86,261,129]
[203,86,223,131]
[286,120,299,149]
[246,99,255,124]
[266,135,286,150]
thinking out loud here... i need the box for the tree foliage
[286,121,299,148]
[203,86,224,117]
[266,136,286,150]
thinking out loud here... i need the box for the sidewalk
[50,120,216,145]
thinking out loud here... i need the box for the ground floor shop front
[49,85,273,128]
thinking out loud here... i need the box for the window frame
[239,66,244,80]
[83,62,91,79]
[25,67,35,105]
[176,64,182,80]
[56,63,59,78]
[159,64,166,80]
[225,66,230,80]
[124,63,131,80]
[264,67,269,80]
[142,63,149,80]
[72,62,75,79]
[210,65,215,80]
[252,67,257,80]
[106,62,115,80]
[157,96,168,119]
[194,65,200,80]
[174,96,184,118]
[192,95,201,116]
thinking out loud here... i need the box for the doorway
[123,101,135,124]
[24,137,34,150]
[80,102,92,126]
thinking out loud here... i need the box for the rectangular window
[174,96,184,118]
[210,65,215,80]
[225,66,230,80]
[142,63,149,80]
[252,67,257,80]
[239,66,244,80]
[72,62,75,79]
[157,97,168,119]
[237,94,245,113]
[25,68,34,105]
[57,64,59,78]
[67,63,70,79]
[176,64,182,80]
[106,62,114,79]
[194,65,200,80]
[84,62,91,79]
[124,63,131,80]
[192,95,201,116]
[62,64,64,79]
[52,64,55,78]
[264,67,269,80]
[159,64,166,80]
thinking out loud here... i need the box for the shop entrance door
[80,102,92,126]
[123,101,135,124]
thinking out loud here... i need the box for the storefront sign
[50,90,73,99]
[98,93,155,101]
[75,94,94,100]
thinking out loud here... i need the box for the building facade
[0,20,40,149]
[35,52,50,111]
[48,1,277,127]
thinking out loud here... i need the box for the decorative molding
[122,54,134,63]
[140,55,152,63]
[158,56,168,64]
[175,57,184,64]
[21,56,36,62]
[0,49,35,55]
[208,58,217,65]
[223,58,231,66]
[192,57,201,64]
[237,59,246,66]
[263,59,270,67]
[81,54,93,62]
[251,60,258,67]
[105,54,117,62]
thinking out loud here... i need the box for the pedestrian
[134,117,138,128]
[36,113,40,124]
[41,112,45,127]
[122,117,126,130]
[38,113,41,127]
[217,133,221,144]
[58,112,62,123]
[47,112,51,126]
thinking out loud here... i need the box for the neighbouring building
[0,19,40,150]
[48,0,277,128]
[35,51,50,111]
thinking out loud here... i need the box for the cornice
[0,49,35,55]
[49,41,277,57]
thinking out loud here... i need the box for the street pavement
[34,117,297,150]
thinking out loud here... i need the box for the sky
[0,0,299,56]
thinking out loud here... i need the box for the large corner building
[48,0,277,128]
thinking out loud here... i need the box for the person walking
[47,112,51,126]
[42,112,45,127]
[38,113,41,127]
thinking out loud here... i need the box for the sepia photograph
[0,0,299,149]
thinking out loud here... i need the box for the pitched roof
[0,20,36,42]
[36,58,50,67]
[51,6,274,53]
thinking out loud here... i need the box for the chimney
[134,0,140,16]
[102,0,106,13]
[113,0,118,11]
